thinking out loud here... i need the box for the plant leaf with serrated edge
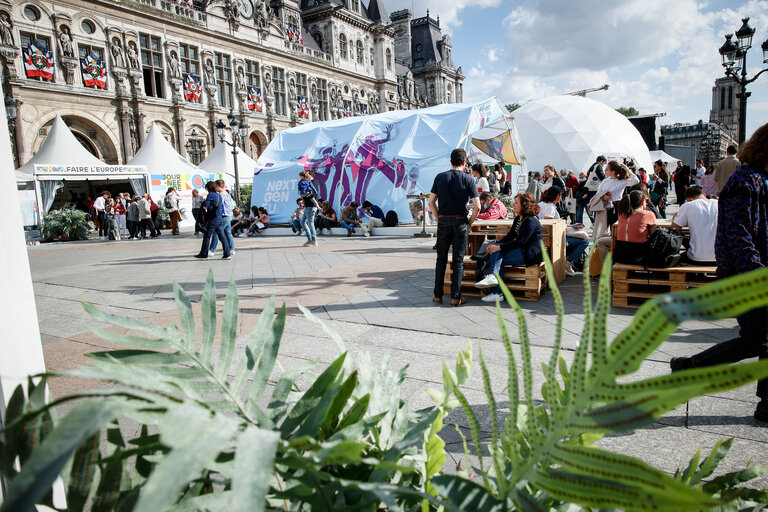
[0,399,129,512]
[199,269,217,366]
[431,474,502,512]
[230,428,280,512]
[65,432,100,512]
[702,466,768,494]
[173,281,196,350]
[232,296,276,398]
[691,438,732,485]
[247,303,287,410]
[321,370,358,434]
[216,280,239,380]
[91,452,124,512]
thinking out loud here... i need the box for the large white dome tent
[513,95,652,176]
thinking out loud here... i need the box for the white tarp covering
[129,123,226,226]
[514,95,652,175]
[198,134,257,185]
[251,98,526,223]
[649,150,680,166]
[15,115,108,181]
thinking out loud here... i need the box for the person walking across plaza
[191,188,205,235]
[715,144,740,195]
[669,123,768,422]
[209,180,235,255]
[429,148,480,306]
[126,195,140,239]
[195,181,231,260]
[298,171,319,247]
[165,186,182,235]
[138,193,158,239]
[94,191,108,239]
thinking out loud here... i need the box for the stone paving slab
[23,231,767,491]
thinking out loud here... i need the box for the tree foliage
[616,106,640,117]
[505,103,522,113]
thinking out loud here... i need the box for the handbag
[565,190,577,214]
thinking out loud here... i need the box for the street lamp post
[718,17,768,144]
[5,95,18,168]
[216,109,249,206]
[184,129,204,165]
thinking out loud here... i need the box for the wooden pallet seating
[442,219,565,302]
[611,262,718,308]
[445,258,548,301]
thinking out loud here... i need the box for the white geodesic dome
[513,95,652,175]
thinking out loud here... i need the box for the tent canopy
[128,123,200,174]
[251,98,526,223]
[15,115,108,181]
[514,95,652,175]
[198,134,257,185]
[649,150,679,167]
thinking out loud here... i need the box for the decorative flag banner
[471,131,520,165]
[24,41,55,80]
[184,73,202,102]
[247,85,263,111]
[81,52,107,88]
[297,96,309,118]
[286,25,303,44]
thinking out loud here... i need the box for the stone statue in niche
[111,39,126,68]
[59,26,73,57]
[127,41,140,69]
[168,50,182,79]
[288,78,297,116]
[236,67,246,91]
[204,59,216,85]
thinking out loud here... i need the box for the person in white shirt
[590,160,639,237]
[93,191,108,239]
[694,159,706,187]
[671,185,718,265]
[165,187,182,235]
[471,163,490,193]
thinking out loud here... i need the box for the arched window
[339,33,347,59]
[313,32,323,51]
[356,40,364,64]
[385,48,392,70]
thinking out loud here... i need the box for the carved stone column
[136,112,146,145]
[175,113,186,154]
[119,110,133,162]
[0,46,20,80]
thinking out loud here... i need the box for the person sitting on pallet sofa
[670,186,717,266]
[475,192,543,303]
[476,191,508,220]
[537,187,589,277]
[613,190,657,265]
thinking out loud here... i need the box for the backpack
[384,210,398,227]
[164,195,173,208]
[645,228,682,268]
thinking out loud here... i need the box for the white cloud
[384,0,502,30]
[485,48,499,62]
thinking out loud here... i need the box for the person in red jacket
[477,191,508,220]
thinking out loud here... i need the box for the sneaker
[565,261,576,277]
[669,357,693,372]
[755,400,768,422]
[295,231,302,236]
[302,241,314,247]
[291,226,297,233]
[313,241,319,247]
[231,250,236,255]
[209,250,215,256]
[481,293,505,303]
[364,232,371,237]
[475,275,499,288]
[222,256,231,260]
[194,254,207,259]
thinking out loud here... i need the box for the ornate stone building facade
[0,0,463,168]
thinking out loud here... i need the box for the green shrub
[2,255,768,512]
[40,208,94,241]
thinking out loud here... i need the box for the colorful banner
[24,41,55,80]
[149,173,226,227]
[81,52,107,88]
[250,100,507,223]
[286,25,303,44]
[297,96,309,118]
[247,86,263,111]
[471,131,520,165]
[184,74,202,102]
[34,164,146,175]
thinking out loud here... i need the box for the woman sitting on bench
[614,190,656,265]
[475,192,543,303]
[537,187,590,276]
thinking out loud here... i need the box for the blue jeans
[291,218,302,232]
[340,220,358,231]
[575,195,594,224]
[198,217,230,258]
[434,218,469,299]
[210,215,234,252]
[488,248,526,294]
[566,236,589,263]
[301,206,317,242]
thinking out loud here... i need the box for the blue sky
[387,0,768,139]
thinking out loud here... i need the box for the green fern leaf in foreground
[438,248,768,511]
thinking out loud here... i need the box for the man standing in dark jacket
[429,148,480,306]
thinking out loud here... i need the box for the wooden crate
[612,263,718,308]
[444,258,547,301]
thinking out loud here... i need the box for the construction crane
[567,84,610,97]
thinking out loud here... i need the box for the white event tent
[649,150,680,168]
[15,115,146,226]
[251,98,527,223]
[129,123,229,227]
[198,134,256,185]
[514,95,652,176]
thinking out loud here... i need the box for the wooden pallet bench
[612,262,718,308]
[445,258,548,301]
